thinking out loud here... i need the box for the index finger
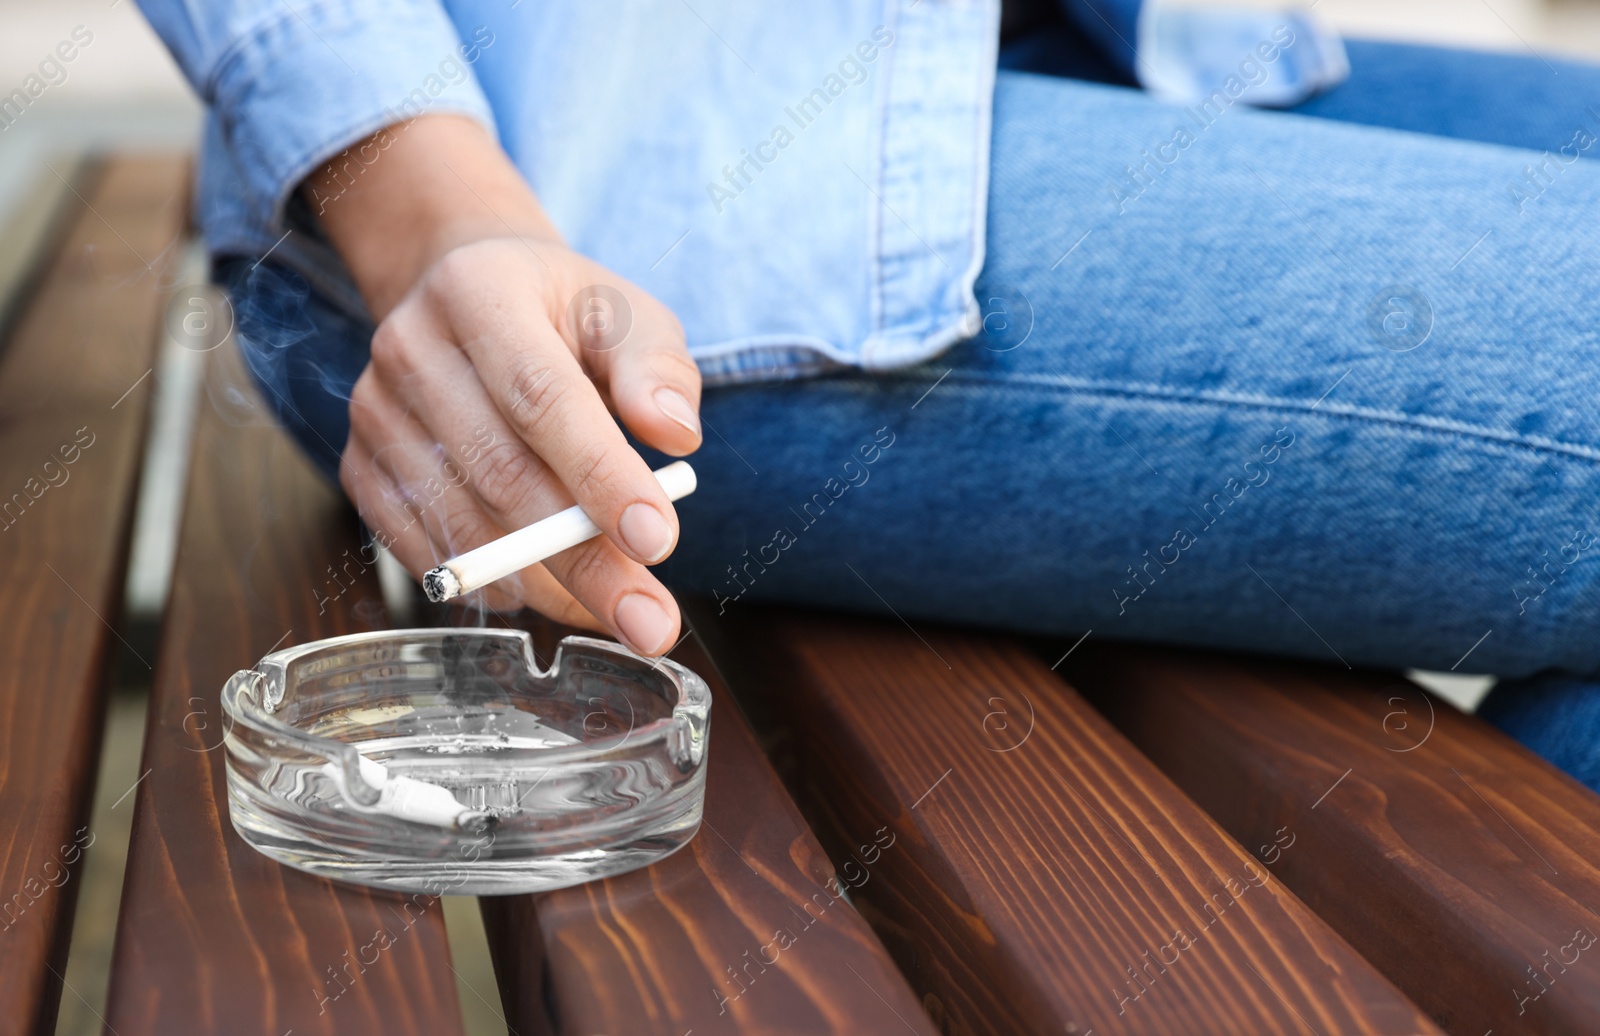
[439,271,683,570]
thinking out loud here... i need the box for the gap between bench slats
[1063,643,1600,1036]
[692,601,1443,1036]
[103,348,465,1036]
[0,156,184,1036]
[472,610,936,1035]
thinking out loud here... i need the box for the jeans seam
[908,369,1600,467]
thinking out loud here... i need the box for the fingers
[392,344,683,652]
[344,409,537,613]
[340,430,500,600]
[567,284,703,458]
[340,240,696,656]
[359,333,681,653]
[426,251,685,572]
[344,371,602,630]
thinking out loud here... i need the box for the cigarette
[322,754,493,833]
[422,460,697,603]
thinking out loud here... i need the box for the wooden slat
[1064,643,1600,1036]
[104,349,465,1036]
[0,156,184,1036]
[695,603,1441,1036]
[477,613,936,1035]
[0,156,88,347]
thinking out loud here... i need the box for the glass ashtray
[221,629,710,895]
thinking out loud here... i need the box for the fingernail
[619,502,675,563]
[615,593,674,655]
[653,386,701,439]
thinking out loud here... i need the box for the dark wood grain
[0,156,184,1036]
[474,611,937,1035]
[695,603,1442,1036]
[103,348,466,1035]
[1063,643,1600,1036]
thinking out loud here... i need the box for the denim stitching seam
[911,369,1600,466]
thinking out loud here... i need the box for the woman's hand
[307,115,702,655]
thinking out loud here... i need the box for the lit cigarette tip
[423,566,460,604]
[425,461,697,605]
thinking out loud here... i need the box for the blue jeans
[221,38,1600,790]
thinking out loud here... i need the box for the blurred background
[4,1,1598,1033]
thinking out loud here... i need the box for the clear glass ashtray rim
[220,628,712,801]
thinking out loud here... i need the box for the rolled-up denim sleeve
[137,0,496,229]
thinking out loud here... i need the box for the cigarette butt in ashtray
[423,461,697,603]
[322,753,492,832]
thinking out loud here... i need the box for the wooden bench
[104,341,469,1035]
[10,153,1600,1035]
[0,155,186,1036]
[691,605,1437,1035]
[694,605,1600,1035]
[1061,644,1600,1035]
[477,625,930,1035]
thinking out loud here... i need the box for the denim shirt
[136,0,1000,384]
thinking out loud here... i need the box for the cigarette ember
[423,567,460,604]
[425,461,697,603]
